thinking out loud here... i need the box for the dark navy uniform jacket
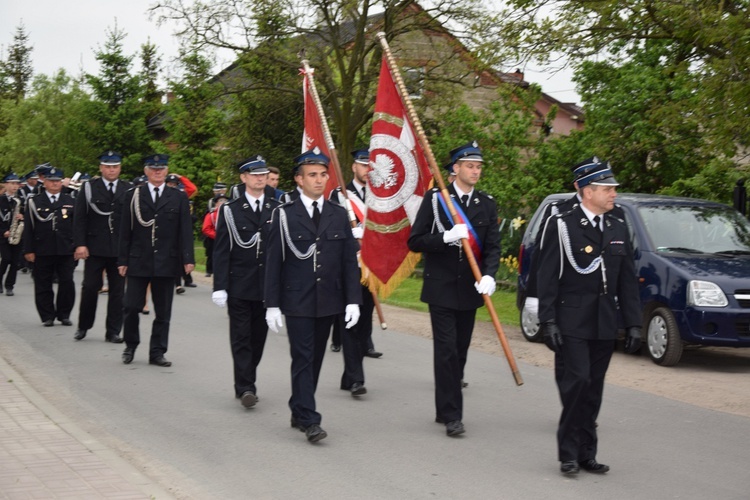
[264,198,361,317]
[212,194,281,300]
[118,185,194,278]
[407,185,501,311]
[536,204,640,340]
[73,178,132,257]
[22,192,75,256]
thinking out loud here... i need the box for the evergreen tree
[1,22,34,103]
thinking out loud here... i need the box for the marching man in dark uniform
[211,156,280,408]
[22,167,76,326]
[73,151,132,343]
[536,162,641,475]
[329,149,380,396]
[0,172,24,296]
[407,141,501,437]
[118,154,195,367]
[264,147,362,443]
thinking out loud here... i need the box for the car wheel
[520,307,542,342]
[646,307,683,366]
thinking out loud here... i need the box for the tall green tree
[164,46,226,205]
[1,23,34,103]
[85,24,151,176]
[140,39,163,121]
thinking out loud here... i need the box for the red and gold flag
[301,69,340,198]
[361,56,433,297]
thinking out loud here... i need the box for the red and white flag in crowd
[301,68,341,198]
[361,56,433,297]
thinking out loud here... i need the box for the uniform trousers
[557,336,614,462]
[77,255,124,336]
[122,276,175,359]
[227,297,268,397]
[0,240,22,288]
[203,237,214,274]
[33,255,76,322]
[340,285,374,389]
[286,315,335,427]
[429,305,476,423]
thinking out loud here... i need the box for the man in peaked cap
[72,151,132,343]
[0,172,24,295]
[22,167,77,326]
[211,155,281,409]
[408,141,501,437]
[118,154,195,367]
[327,148,381,397]
[264,147,362,443]
[536,161,641,475]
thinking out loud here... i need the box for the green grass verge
[382,275,519,327]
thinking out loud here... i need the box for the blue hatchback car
[517,193,750,366]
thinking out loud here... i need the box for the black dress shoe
[43,319,54,327]
[365,349,382,358]
[560,461,580,475]
[74,329,87,340]
[175,286,185,294]
[240,391,257,408]
[330,344,341,352]
[579,459,610,473]
[60,318,73,326]
[105,334,124,344]
[149,356,172,367]
[446,420,465,436]
[5,287,13,296]
[350,382,367,397]
[305,423,327,443]
[184,282,197,288]
[290,416,305,431]
[122,347,135,364]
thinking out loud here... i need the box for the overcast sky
[0,0,580,104]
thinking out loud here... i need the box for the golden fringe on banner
[361,252,422,300]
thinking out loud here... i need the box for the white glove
[443,224,468,243]
[351,226,364,239]
[474,275,496,296]
[265,307,284,333]
[524,297,539,315]
[211,290,228,308]
[344,304,360,329]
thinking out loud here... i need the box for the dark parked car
[517,193,750,366]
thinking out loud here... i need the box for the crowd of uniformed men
[0,144,640,473]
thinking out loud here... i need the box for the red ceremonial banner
[361,56,433,297]
[301,70,340,198]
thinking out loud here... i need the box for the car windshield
[638,203,750,254]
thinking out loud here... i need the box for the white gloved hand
[474,275,496,296]
[211,290,228,308]
[443,224,469,243]
[265,307,284,333]
[524,297,539,315]
[344,304,360,329]
[351,226,364,239]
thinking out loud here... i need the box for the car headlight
[687,280,728,307]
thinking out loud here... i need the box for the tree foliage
[151,0,504,178]
[0,23,34,103]
[0,71,97,174]
[84,25,152,177]
[493,0,750,204]
[164,46,227,207]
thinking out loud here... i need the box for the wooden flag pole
[299,57,388,330]
[375,32,522,386]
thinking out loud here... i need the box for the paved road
[1,269,749,499]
